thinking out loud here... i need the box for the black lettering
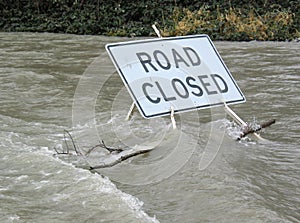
[155,81,176,101]
[183,47,201,66]
[136,52,158,73]
[142,83,160,104]
[153,50,171,70]
[172,48,189,68]
[171,78,189,99]
[210,74,228,93]
[198,75,218,95]
[186,76,203,97]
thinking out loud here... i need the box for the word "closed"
[142,74,228,104]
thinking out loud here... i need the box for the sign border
[106,34,246,118]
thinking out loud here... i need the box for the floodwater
[0,32,299,223]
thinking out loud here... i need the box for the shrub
[0,0,299,41]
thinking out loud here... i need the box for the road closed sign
[106,35,246,118]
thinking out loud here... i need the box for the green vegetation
[0,0,299,41]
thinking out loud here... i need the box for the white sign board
[106,35,245,118]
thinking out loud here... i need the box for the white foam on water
[41,148,160,223]
[0,126,159,223]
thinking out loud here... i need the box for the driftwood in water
[89,147,153,169]
[54,130,153,169]
[237,119,275,141]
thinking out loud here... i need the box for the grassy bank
[0,0,299,41]
[160,6,299,41]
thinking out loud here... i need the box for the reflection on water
[0,32,299,223]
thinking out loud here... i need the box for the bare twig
[85,140,123,156]
[85,143,105,156]
[63,130,70,154]
[101,140,123,153]
[61,130,81,155]
[53,145,68,155]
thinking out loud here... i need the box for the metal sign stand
[125,102,177,129]
[125,102,136,121]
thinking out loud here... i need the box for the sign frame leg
[223,102,265,141]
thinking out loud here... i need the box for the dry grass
[161,6,299,41]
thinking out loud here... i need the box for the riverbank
[1,1,299,41]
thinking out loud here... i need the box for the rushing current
[0,32,299,223]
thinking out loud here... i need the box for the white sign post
[106,34,246,119]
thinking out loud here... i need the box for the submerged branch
[237,119,275,140]
[89,148,153,169]
[54,130,152,168]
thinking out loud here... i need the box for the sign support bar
[125,102,136,121]
[223,102,265,140]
